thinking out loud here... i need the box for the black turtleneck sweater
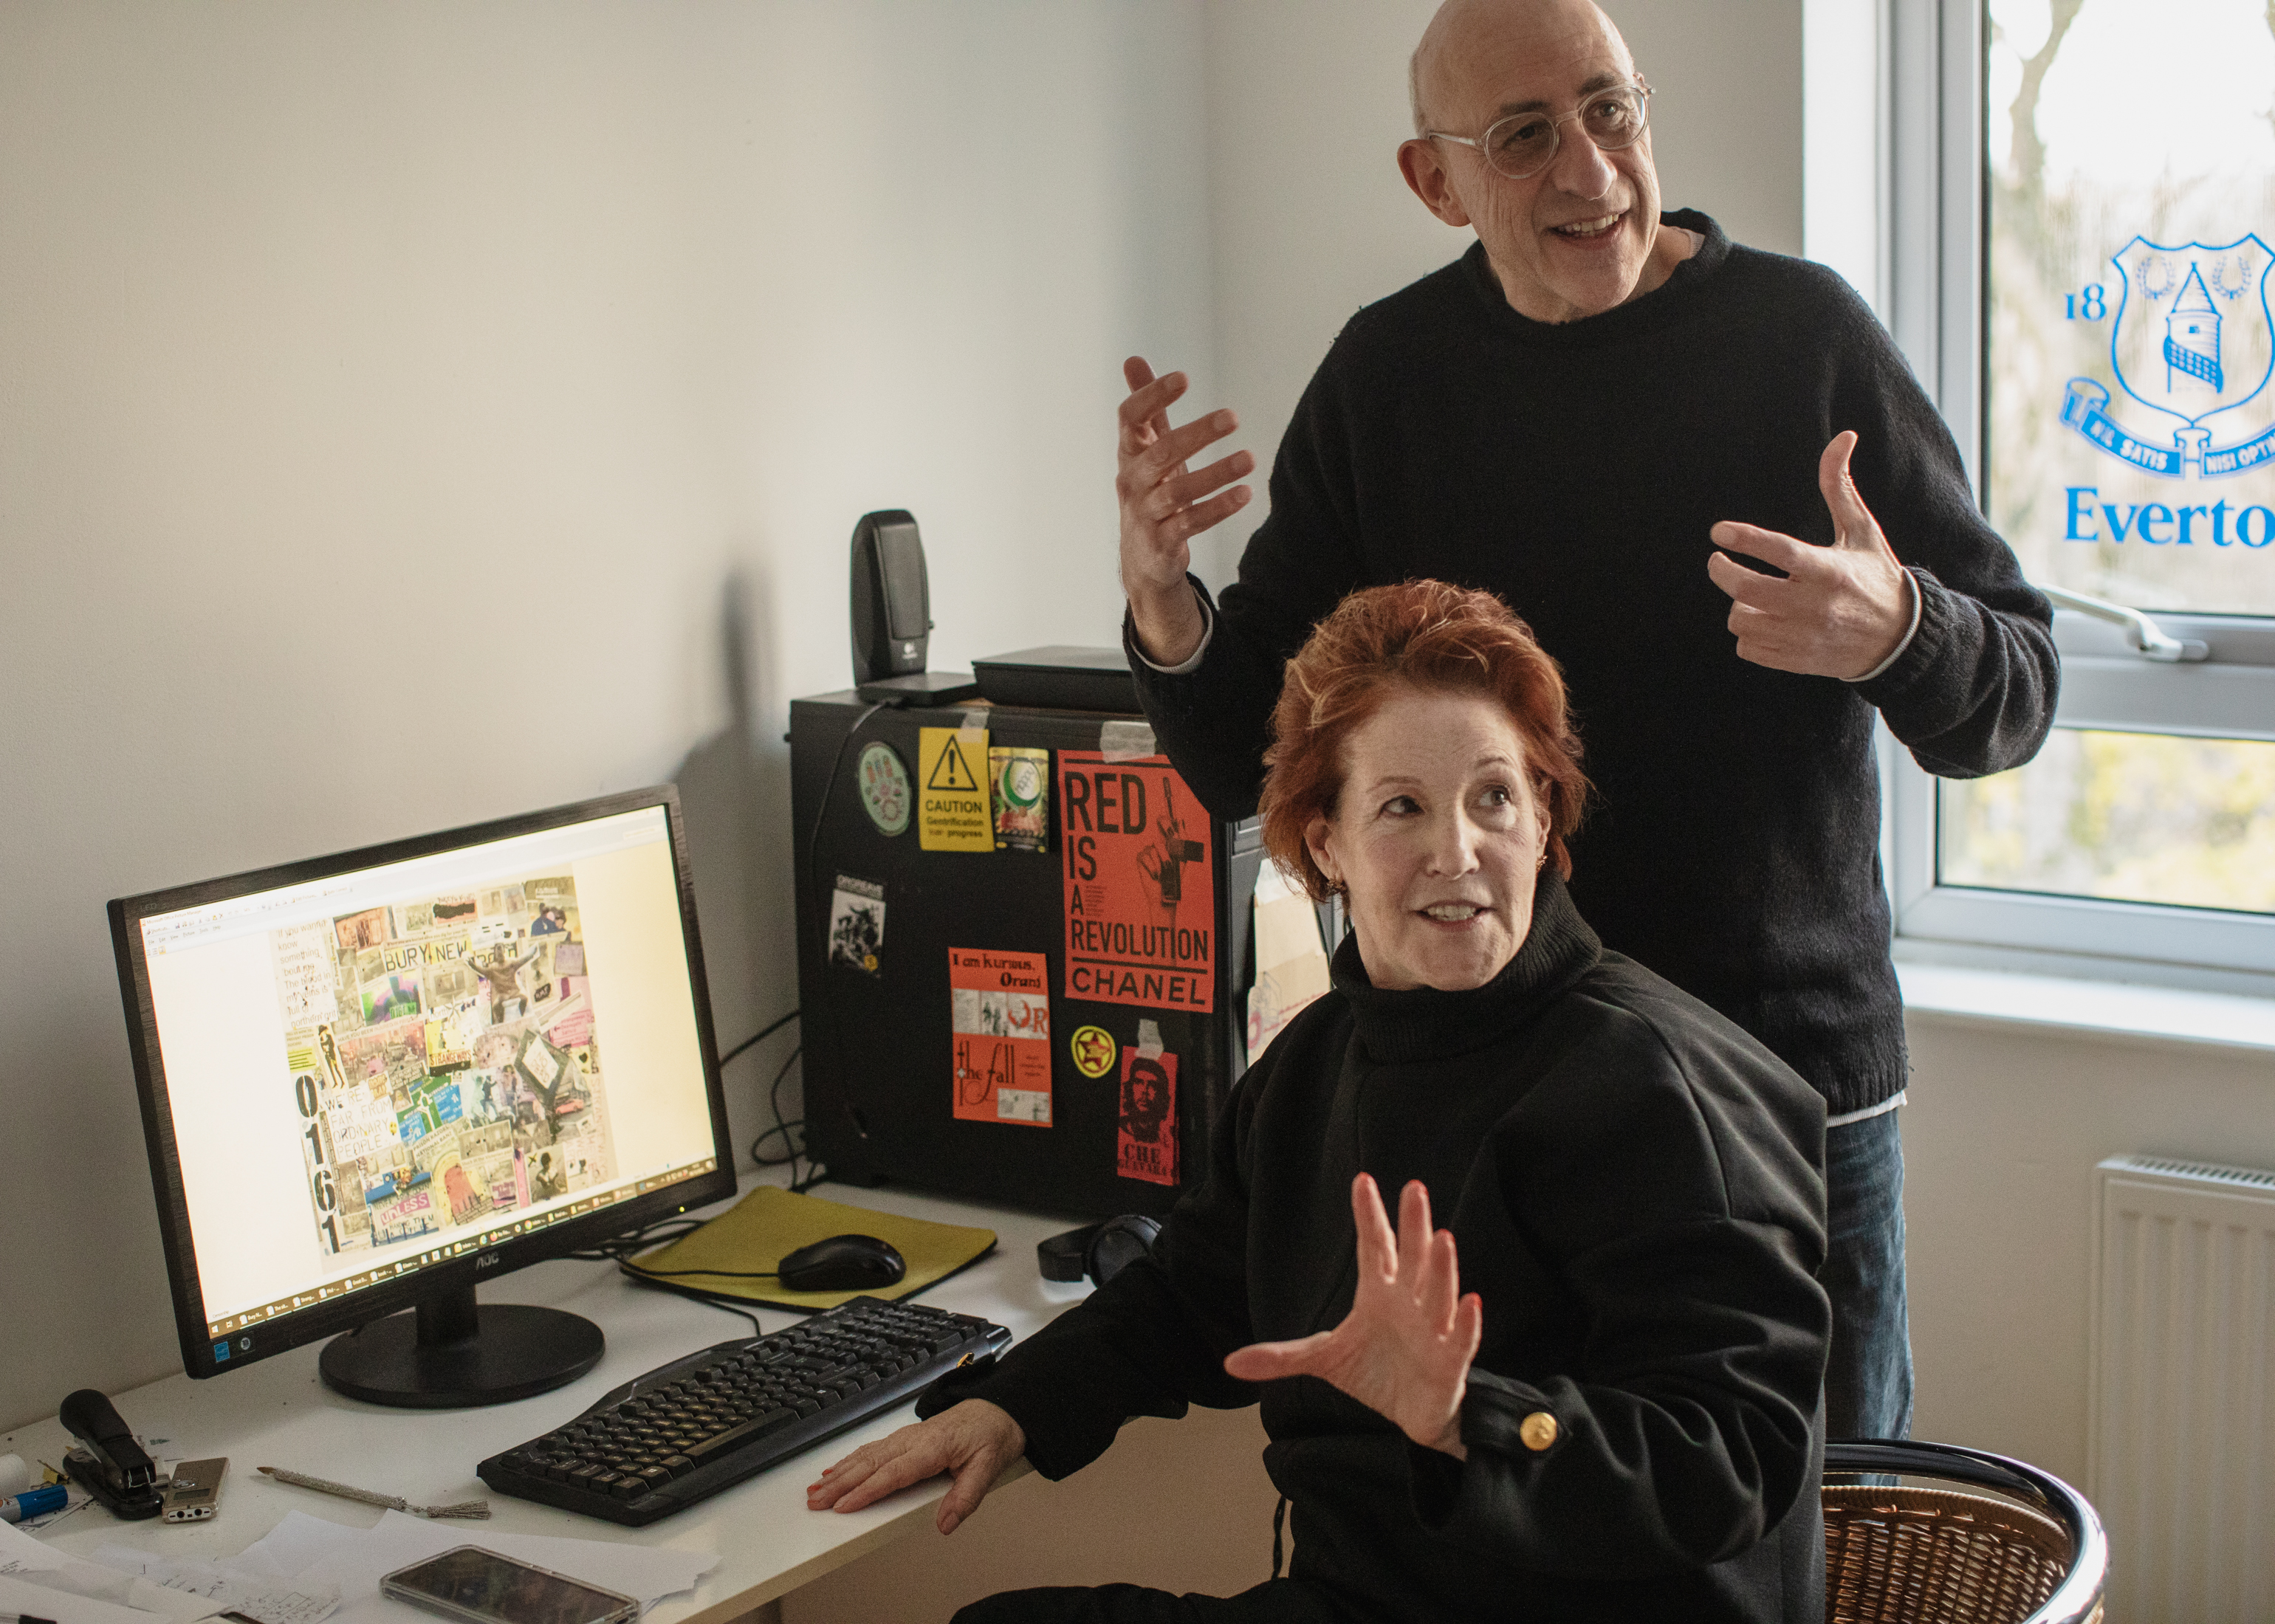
[920,876,1830,1623]
[1127,213,2057,1116]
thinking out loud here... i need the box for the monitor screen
[111,788,735,1403]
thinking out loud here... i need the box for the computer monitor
[108,787,737,1410]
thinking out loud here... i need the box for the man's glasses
[1425,82,1653,181]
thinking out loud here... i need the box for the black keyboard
[478,1296,1012,1525]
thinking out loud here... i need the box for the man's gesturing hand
[1222,1174,1482,1459]
[1117,356,1254,667]
[805,1399,1024,1535]
[1707,430,1915,680]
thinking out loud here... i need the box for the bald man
[1117,0,2055,1461]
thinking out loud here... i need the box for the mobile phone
[163,1458,227,1523]
[380,1547,639,1624]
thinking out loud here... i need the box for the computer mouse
[776,1234,907,1293]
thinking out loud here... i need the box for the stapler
[59,1389,165,1519]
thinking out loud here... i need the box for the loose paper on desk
[0,1571,171,1624]
[0,1517,214,1623]
[1246,861,1331,1064]
[235,1511,716,1615]
[90,1545,339,1624]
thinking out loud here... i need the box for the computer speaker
[849,509,931,684]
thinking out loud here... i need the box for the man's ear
[1398,137,1472,228]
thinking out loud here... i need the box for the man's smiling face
[1403,0,1666,324]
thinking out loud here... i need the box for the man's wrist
[1847,568,1922,684]
[1128,579,1209,670]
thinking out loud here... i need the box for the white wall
[1902,1015,2275,1489]
[0,0,1215,1434]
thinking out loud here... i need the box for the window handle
[2038,585,2209,663]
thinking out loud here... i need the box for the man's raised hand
[1707,430,1915,680]
[1222,1174,1481,1459]
[1116,357,1255,667]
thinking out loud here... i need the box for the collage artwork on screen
[272,875,615,1263]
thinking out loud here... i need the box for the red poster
[1058,753,1215,1012]
[949,947,1053,1126]
[1116,1048,1177,1186]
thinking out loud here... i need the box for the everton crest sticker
[2062,234,2275,481]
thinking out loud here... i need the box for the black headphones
[1037,1214,1162,1286]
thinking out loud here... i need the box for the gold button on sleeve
[1519,1411,1558,1452]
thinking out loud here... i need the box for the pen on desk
[257,1466,489,1519]
[3,1614,64,1624]
[0,1483,68,1524]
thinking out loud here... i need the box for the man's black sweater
[1129,213,2057,1115]
[922,875,1830,1623]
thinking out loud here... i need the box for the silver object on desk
[258,1465,490,1519]
[162,1456,227,1521]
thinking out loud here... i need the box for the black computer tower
[789,691,1263,1218]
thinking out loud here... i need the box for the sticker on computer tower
[990,746,1051,852]
[948,947,1052,1126]
[1116,1047,1177,1186]
[828,875,887,975]
[1068,1025,1117,1078]
[1058,752,1215,1012]
[919,728,993,852]
[857,742,911,837]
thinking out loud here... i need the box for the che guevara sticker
[1116,1046,1177,1186]
[1057,752,1214,1012]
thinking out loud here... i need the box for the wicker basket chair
[1823,1441,2107,1624]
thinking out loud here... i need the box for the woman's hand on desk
[1223,1174,1482,1460]
[805,1399,1025,1535]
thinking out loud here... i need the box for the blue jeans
[1822,1107,1914,1441]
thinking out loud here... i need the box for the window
[1874,0,2275,990]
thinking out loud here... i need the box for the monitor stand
[318,1283,604,1408]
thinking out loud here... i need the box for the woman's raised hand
[1222,1174,1482,1458]
[805,1399,1026,1535]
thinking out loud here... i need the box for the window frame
[1870,0,2275,995]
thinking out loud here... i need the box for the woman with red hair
[811,581,1830,1624]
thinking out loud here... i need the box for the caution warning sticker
[950,946,1052,1126]
[1058,752,1215,1012]
[919,726,994,852]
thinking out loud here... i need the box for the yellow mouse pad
[620,1186,997,1312]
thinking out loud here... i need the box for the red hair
[1257,579,1589,902]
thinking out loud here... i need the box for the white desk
[0,1178,1102,1624]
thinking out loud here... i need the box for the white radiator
[2090,1154,2275,1623]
